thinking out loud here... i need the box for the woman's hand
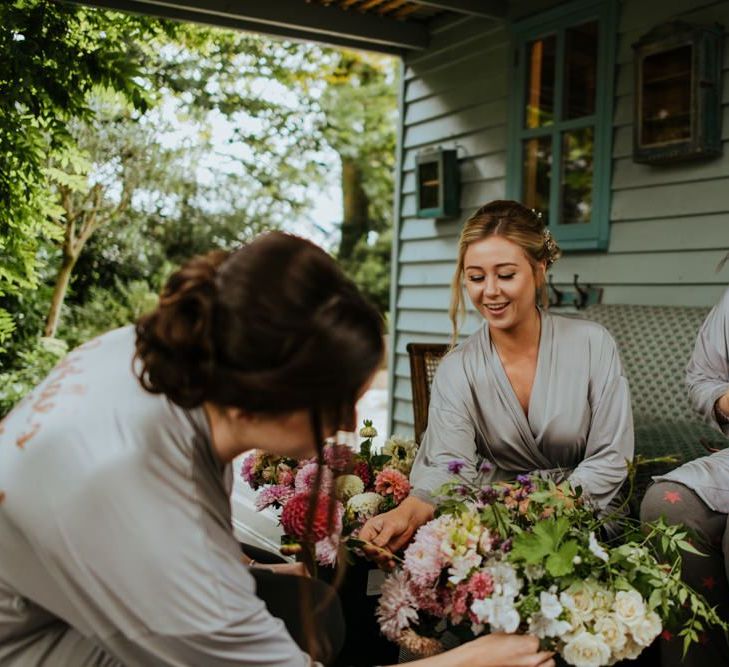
[359,495,435,569]
[445,634,555,667]
[400,634,554,667]
[242,555,310,578]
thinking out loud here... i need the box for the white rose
[613,590,646,629]
[612,637,644,661]
[630,611,662,647]
[562,631,611,667]
[564,581,597,625]
[593,614,627,651]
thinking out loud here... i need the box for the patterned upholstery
[577,304,726,511]
[580,304,712,422]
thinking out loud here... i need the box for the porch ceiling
[68,0,507,55]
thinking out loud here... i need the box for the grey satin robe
[410,309,634,509]
[656,287,729,513]
[0,327,317,666]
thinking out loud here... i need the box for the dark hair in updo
[134,231,384,432]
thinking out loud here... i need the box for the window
[507,0,617,251]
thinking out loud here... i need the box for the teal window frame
[506,0,618,251]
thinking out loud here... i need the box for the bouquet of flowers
[376,467,727,666]
[240,420,418,566]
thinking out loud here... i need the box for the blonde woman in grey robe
[361,200,634,564]
[641,286,729,667]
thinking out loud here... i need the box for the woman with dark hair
[0,231,551,666]
[362,201,634,563]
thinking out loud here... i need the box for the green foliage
[0,0,171,341]
[58,279,158,349]
[0,336,68,417]
[340,229,392,313]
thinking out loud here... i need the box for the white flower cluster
[555,580,662,667]
[470,560,523,634]
[346,491,384,519]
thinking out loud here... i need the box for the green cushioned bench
[579,304,727,513]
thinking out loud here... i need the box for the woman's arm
[384,634,554,667]
[686,291,729,434]
[568,330,634,509]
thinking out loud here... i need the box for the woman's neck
[489,307,541,357]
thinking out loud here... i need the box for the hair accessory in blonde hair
[530,207,543,220]
[543,228,559,267]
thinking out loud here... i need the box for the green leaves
[510,516,578,577]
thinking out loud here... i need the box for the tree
[318,52,398,311]
[0,0,170,344]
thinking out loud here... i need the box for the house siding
[389,0,729,436]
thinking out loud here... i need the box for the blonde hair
[449,200,561,344]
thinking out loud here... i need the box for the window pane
[563,21,598,119]
[418,161,439,210]
[561,127,594,225]
[640,45,692,146]
[522,136,552,224]
[524,35,557,128]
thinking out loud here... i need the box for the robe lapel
[481,311,553,470]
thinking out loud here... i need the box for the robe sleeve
[568,328,634,509]
[409,352,481,504]
[686,289,729,435]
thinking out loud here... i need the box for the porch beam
[414,0,506,18]
[73,0,430,50]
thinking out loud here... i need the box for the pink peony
[255,484,295,511]
[376,568,420,641]
[280,492,342,542]
[323,443,354,473]
[295,462,333,495]
[374,467,411,504]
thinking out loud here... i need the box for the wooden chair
[406,342,448,444]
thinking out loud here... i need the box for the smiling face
[463,235,545,333]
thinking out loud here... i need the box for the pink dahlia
[403,516,450,587]
[374,467,411,504]
[315,535,340,567]
[255,484,295,511]
[295,461,333,495]
[280,492,343,542]
[240,452,260,488]
[276,463,296,487]
[323,443,354,473]
[467,570,494,600]
[376,568,419,641]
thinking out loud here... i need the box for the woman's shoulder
[546,310,617,348]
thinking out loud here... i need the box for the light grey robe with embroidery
[410,310,634,509]
[656,287,729,513]
[0,326,317,666]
